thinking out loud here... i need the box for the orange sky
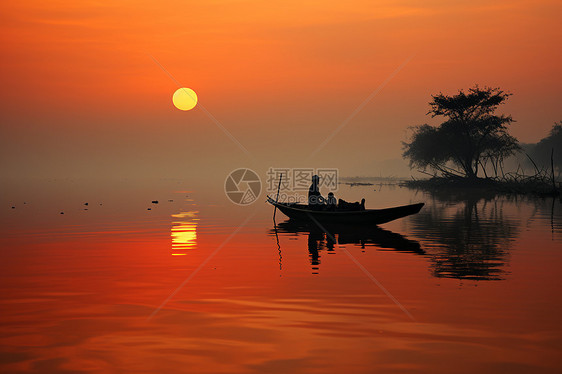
[1,0,561,179]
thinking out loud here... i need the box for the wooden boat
[266,196,424,225]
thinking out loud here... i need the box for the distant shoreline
[402,177,560,197]
[339,175,560,197]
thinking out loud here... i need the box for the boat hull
[267,197,424,225]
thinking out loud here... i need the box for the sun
[172,87,198,111]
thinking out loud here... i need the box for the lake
[1,178,561,373]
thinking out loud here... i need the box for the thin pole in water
[273,173,283,222]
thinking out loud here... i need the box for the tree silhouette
[530,121,562,172]
[403,86,520,179]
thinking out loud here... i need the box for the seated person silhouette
[327,192,337,211]
[308,175,326,210]
[337,198,366,211]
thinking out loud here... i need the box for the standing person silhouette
[308,175,326,210]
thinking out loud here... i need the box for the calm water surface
[1,179,561,373]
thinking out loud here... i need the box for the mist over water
[2,178,561,373]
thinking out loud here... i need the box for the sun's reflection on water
[171,211,198,254]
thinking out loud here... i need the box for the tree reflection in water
[408,189,521,280]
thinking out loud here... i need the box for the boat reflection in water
[271,220,423,274]
[170,211,198,255]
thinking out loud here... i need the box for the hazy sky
[1,0,560,180]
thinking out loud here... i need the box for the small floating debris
[151,200,159,204]
[84,202,89,206]
[168,199,174,202]
[147,208,152,210]
[11,206,15,209]
[345,182,374,187]
[60,212,64,214]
